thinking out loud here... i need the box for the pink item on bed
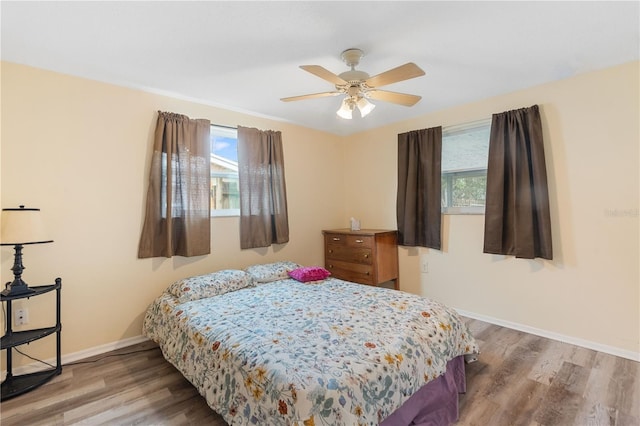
[288,266,331,282]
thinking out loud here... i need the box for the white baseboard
[2,335,150,379]
[456,308,640,362]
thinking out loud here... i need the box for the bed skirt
[381,356,466,426]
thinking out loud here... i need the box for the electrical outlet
[14,308,29,325]
[421,259,429,274]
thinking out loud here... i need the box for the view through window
[210,122,489,216]
[441,120,491,214]
[210,125,239,216]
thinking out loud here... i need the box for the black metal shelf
[1,278,62,401]
[1,368,61,400]
[1,326,60,349]
[0,283,58,301]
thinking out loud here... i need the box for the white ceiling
[2,1,638,136]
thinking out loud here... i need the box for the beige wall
[1,60,638,367]
[345,61,639,359]
[0,62,345,366]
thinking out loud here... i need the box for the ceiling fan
[281,48,425,119]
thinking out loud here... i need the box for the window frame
[210,125,240,218]
[441,119,491,215]
[441,169,487,215]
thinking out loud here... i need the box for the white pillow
[244,261,301,283]
[167,269,253,303]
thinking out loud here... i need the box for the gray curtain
[237,126,289,249]
[483,105,552,259]
[397,126,442,249]
[138,111,211,258]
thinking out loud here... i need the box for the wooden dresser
[323,229,399,289]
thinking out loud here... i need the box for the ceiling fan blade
[300,65,348,85]
[367,90,422,106]
[280,91,342,102]
[365,63,425,88]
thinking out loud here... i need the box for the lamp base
[2,244,36,297]
[1,279,35,297]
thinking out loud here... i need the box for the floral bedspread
[143,278,478,426]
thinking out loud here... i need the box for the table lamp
[1,205,53,296]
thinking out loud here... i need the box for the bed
[142,262,479,425]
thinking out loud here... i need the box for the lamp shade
[357,97,376,117]
[1,206,53,246]
[337,97,354,119]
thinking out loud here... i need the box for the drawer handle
[355,239,364,243]
[328,264,333,269]
[363,254,369,258]
[328,249,333,253]
[332,237,341,241]
[366,271,370,275]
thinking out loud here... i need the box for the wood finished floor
[1,318,638,426]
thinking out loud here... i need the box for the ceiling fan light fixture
[337,97,354,119]
[357,97,375,117]
[284,48,426,119]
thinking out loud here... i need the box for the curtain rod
[212,123,237,130]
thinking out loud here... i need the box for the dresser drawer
[324,233,374,248]
[325,259,374,285]
[325,244,372,265]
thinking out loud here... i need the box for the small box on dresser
[323,229,399,289]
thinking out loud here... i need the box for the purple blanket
[381,356,466,426]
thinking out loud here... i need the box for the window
[441,120,491,214]
[210,125,239,217]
